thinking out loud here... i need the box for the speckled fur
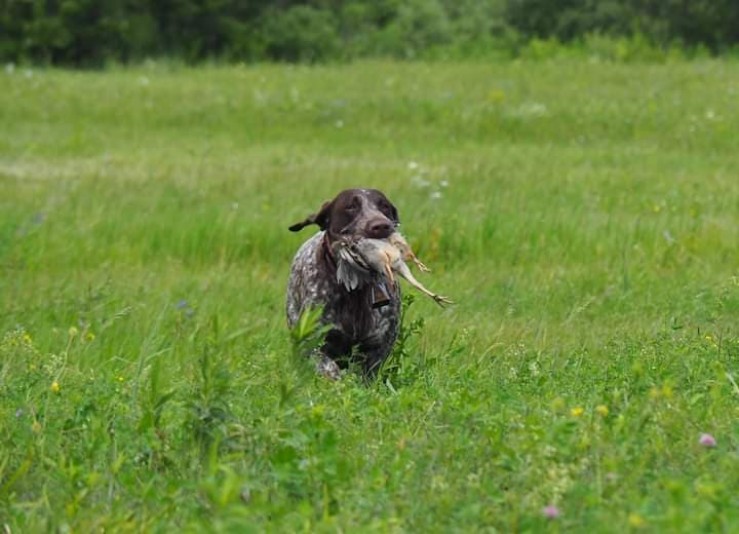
[286,231,401,378]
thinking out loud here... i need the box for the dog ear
[389,202,400,226]
[288,201,333,232]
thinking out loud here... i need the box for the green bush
[1,0,738,66]
[378,0,452,58]
[259,6,341,63]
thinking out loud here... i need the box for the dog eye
[345,198,360,212]
[378,201,394,216]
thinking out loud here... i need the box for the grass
[1,59,738,531]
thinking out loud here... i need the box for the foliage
[2,0,739,66]
[259,5,341,63]
[1,59,739,530]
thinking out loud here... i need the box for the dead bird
[337,235,453,308]
[334,231,429,291]
[386,232,430,273]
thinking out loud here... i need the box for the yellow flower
[50,381,61,394]
[570,406,585,417]
[551,397,566,412]
[596,405,609,417]
[649,383,673,400]
[628,513,646,528]
[68,326,79,338]
[85,332,95,342]
[487,88,506,103]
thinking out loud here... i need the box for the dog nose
[367,220,394,239]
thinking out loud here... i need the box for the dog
[286,188,402,379]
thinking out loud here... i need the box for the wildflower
[698,433,716,448]
[430,191,442,200]
[550,397,565,412]
[176,300,195,318]
[628,513,646,528]
[50,381,60,394]
[68,326,79,338]
[542,505,560,519]
[408,161,419,171]
[487,89,506,103]
[570,406,584,417]
[596,404,609,417]
[85,332,95,342]
[649,383,673,400]
[31,420,42,433]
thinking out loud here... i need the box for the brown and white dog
[286,188,401,379]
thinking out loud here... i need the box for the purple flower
[175,300,195,318]
[699,433,716,448]
[542,505,561,519]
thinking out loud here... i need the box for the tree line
[2,0,738,67]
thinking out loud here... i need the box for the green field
[1,59,737,531]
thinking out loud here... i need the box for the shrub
[373,0,452,58]
[1,0,739,66]
[259,6,341,63]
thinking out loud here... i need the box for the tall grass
[1,59,737,531]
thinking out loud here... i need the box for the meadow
[1,59,738,531]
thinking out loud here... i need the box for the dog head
[289,188,400,241]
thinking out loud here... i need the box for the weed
[380,294,426,389]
